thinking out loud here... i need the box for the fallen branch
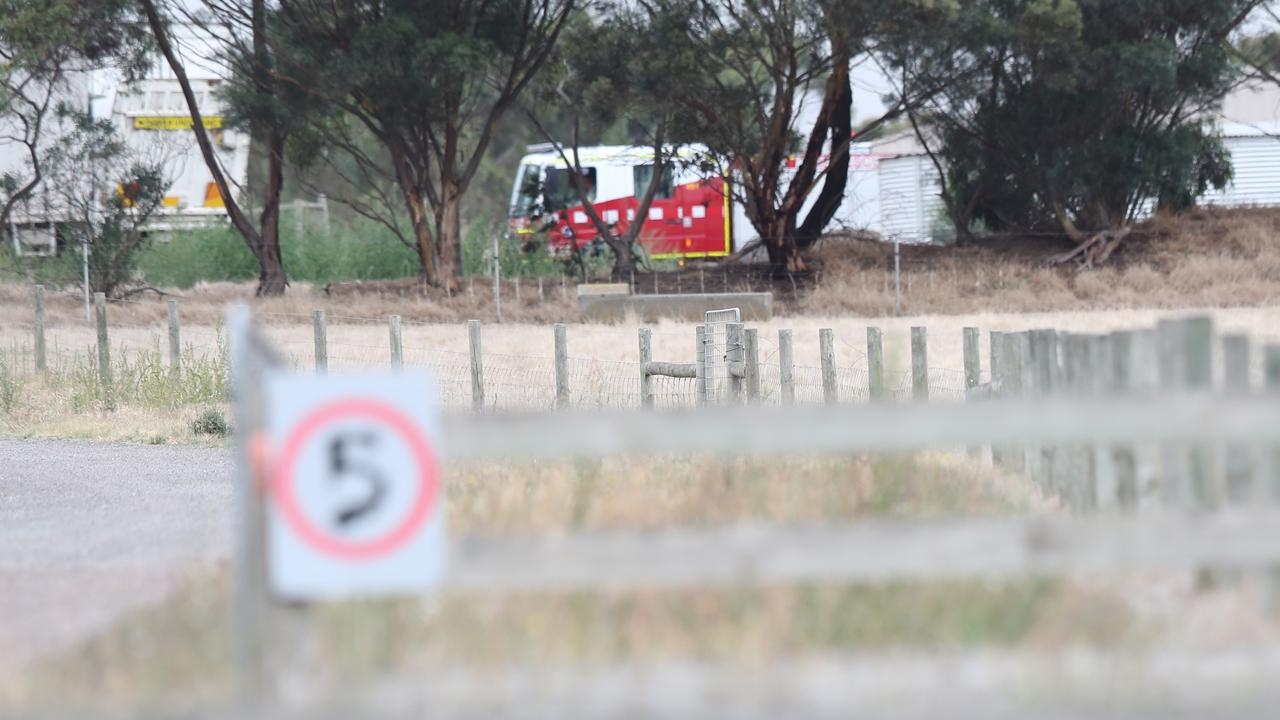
[1042,226,1132,269]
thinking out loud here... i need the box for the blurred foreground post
[962,326,981,459]
[1222,334,1251,503]
[1032,329,1060,490]
[554,323,569,410]
[312,310,327,375]
[168,299,181,381]
[469,319,484,410]
[1088,334,1118,509]
[1183,316,1218,508]
[33,284,46,373]
[1110,330,1137,509]
[989,331,1006,467]
[867,327,884,401]
[94,292,113,409]
[819,328,837,405]
[778,329,795,405]
[389,315,403,371]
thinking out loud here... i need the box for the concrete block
[579,292,774,322]
[577,283,631,297]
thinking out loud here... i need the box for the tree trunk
[795,45,852,249]
[605,234,636,274]
[436,186,463,288]
[255,128,289,297]
[389,145,438,285]
[762,218,803,272]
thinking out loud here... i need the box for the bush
[139,216,422,288]
[190,408,230,437]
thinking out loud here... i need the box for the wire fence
[3,289,981,414]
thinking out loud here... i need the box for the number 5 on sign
[265,371,445,600]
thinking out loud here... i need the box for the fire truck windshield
[545,166,597,211]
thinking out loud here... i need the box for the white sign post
[265,372,446,600]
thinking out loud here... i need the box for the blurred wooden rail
[440,395,1280,461]
[448,512,1280,592]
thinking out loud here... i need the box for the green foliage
[39,109,168,298]
[270,0,573,281]
[137,227,259,287]
[894,0,1249,236]
[1238,30,1280,75]
[190,408,230,438]
[0,358,18,413]
[0,0,153,239]
[139,217,423,288]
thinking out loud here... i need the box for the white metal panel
[879,155,945,243]
[879,156,922,242]
[1201,136,1280,208]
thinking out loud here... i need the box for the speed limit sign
[265,371,446,599]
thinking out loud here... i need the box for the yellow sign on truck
[133,115,224,130]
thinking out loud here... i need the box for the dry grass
[803,207,1280,316]
[0,449,1111,717]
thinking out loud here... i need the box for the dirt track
[0,439,231,670]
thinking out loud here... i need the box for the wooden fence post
[1183,316,1218,510]
[1264,345,1280,505]
[1031,329,1060,490]
[468,319,484,410]
[962,327,982,459]
[1088,334,1118,510]
[94,292,113,409]
[1015,332,1043,480]
[778,329,795,405]
[962,327,980,394]
[639,327,654,408]
[819,328,837,405]
[989,331,1007,467]
[554,323,569,410]
[1131,329,1161,511]
[1062,333,1095,509]
[726,322,746,403]
[312,310,327,375]
[168,299,181,381]
[389,315,403,371]
[989,331,1005,391]
[695,325,707,405]
[33,285,46,373]
[1222,334,1251,504]
[911,326,928,402]
[744,328,760,403]
[1156,319,1187,507]
[1109,330,1137,509]
[867,327,885,401]
[1000,332,1026,473]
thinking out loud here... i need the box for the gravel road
[0,439,232,670]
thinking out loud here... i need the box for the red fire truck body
[508,146,735,260]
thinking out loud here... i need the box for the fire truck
[508,145,737,260]
[507,143,888,261]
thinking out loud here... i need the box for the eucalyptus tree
[139,0,302,295]
[891,0,1263,262]
[638,0,934,272]
[0,0,148,244]
[524,2,700,275]
[271,0,575,287]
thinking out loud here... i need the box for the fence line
[447,512,1280,592]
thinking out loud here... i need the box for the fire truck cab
[508,145,739,260]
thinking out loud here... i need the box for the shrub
[190,408,230,437]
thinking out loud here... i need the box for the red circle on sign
[271,398,439,561]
